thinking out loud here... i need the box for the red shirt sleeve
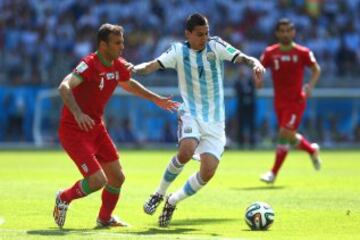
[117,58,131,82]
[72,57,93,81]
[260,50,271,68]
[303,48,317,67]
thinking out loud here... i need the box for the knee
[177,149,195,163]
[88,173,108,191]
[113,171,125,187]
[111,171,125,188]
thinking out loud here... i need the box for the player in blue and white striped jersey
[132,13,265,227]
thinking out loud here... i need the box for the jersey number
[99,77,104,90]
[273,59,280,70]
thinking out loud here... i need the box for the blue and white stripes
[157,37,240,123]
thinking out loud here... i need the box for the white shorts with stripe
[177,109,226,161]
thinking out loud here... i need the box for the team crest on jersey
[75,61,88,74]
[206,51,216,61]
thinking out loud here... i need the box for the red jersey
[260,43,316,106]
[60,52,131,126]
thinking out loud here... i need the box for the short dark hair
[275,18,295,31]
[97,23,123,46]
[185,13,208,32]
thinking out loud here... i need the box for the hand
[252,63,265,89]
[74,112,95,131]
[154,96,181,112]
[125,62,136,73]
[303,83,313,98]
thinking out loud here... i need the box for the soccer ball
[245,201,274,230]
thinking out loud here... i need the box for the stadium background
[1,0,360,148]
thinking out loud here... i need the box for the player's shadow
[231,185,285,191]
[171,217,237,226]
[27,228,97,237]
[128,227,198,235]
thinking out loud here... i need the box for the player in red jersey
[53,23,179,228]
[259,18,322,184]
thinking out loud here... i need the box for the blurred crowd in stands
[1,0,360,87]
[1,0,360,147]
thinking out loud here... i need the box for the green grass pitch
[0,150,359,240]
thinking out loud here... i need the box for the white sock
[168,172,206,205]
[156,156,184,195]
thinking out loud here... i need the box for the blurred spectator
[354,123,360,142]
[4,91,25,141]
[234,68,256,148]
[0,0,360,86]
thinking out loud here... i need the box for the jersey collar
[96,51,113,67]
[279,42,296,52]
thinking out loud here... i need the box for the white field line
[0,217,4,225]
[0,228,254,240]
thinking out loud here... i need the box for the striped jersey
[157,36,241,122]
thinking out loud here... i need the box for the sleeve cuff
[231,53,240,63]
[72,72,83,80]
[157,59,165,69]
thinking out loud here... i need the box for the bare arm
[58,73,95,131]
[235,53,266,88]
[131,60,162,75]
[119,79,179,112]
[304,62,321,97]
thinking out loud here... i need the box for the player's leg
[97,160,128,227]
[261,106,293,183]
[158,122,224,227]
[95,130,128,227]
[292,133,321,170]
[144,138,198,215]
[55,127,106,228]
[144,113,199,215]
[287,103,321,170]
[167,153,218,205]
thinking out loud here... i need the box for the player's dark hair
[275,18,295,31]
[97,23,124,46]
[185,13,208,32]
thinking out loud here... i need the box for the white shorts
[177,110,226,161]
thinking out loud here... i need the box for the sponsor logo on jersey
[75,61,88,74]
[281,55,291,61]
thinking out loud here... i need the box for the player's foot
[96,216,128,228]
[53,191,69,228]
[310,143,322,170]
[260,171,276,184]
[159,195,176,227]
[143,193,164,215]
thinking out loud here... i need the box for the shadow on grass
[171,217,237,226]
[125,218,237,237]
[231,185,285,191]
[27,228,96,236]
[127,227,198,235]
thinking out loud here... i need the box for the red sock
[98,185,120,222]
[272,145,289,175]
[296,135,315,154]
[60,180,86,203]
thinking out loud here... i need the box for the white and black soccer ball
[245,201,274,230]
